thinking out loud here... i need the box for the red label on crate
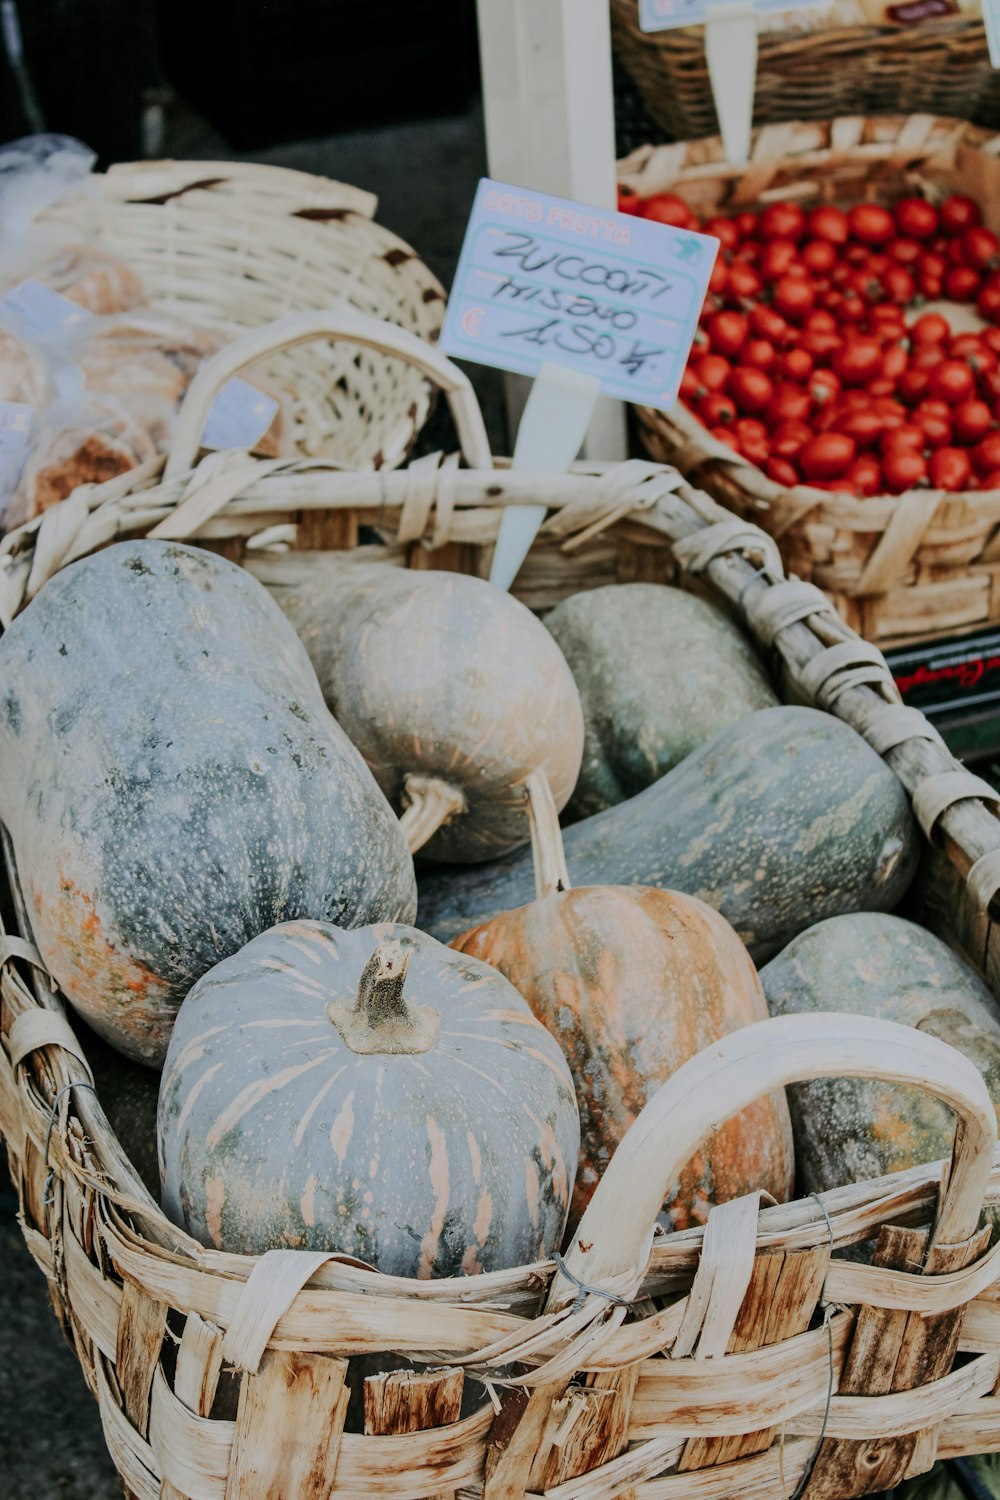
[886,0,955,22]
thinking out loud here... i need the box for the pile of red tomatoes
[619,185,1000,496]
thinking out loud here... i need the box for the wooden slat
[224,1351,349,1500]
[161,1314,226,1500]
[531,1368,640,1498]
[115,1280,167,1440]
[364,1365,464,1500]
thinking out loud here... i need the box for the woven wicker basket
[6,314,1000,1499]
[622,113,1000,650]
[610,0,1000,141]
[28,157,448,471]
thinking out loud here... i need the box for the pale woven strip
[743,578,840,648]
[912,771,1000,841]
[8,1009,94,1080]
[0,933,44,970]
[221,1248,336,1374]
[796,639,899,710]
[672,519,784,580]
[25,485,94,603]
[851,489,945,598]
[967,849,1000,914]
[146,453,286,542]
[431,451,459,551]
[395,452,443,544]
[855,704,948,756]
[671,1193,763,1361]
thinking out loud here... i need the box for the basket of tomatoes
[620,114,1000,650]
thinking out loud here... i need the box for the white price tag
[1,279,92,339]
[985,0,1000,68]
[201,378,279,452]
[638,0,828,27]
[0,401,33,502]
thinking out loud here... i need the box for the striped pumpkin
[157,919,581,1278]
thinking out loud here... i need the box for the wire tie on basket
[553,1253,632,1314]
[787,1194,838,1500]
[42,1079,98,1214]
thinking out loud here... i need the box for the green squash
[418,705,919,962]
[761,912,1000,1193]
[0,541,417,1067]
[274,560,584,862]
[158,919,580,1277]
[544,584,777,822]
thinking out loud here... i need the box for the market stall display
[5,315,1000,1496]
[621,114,1000,648]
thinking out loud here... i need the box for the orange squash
[451,775,794,1229]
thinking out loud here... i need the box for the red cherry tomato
[973,431,1000,475]
[694,353,732,392]
[617,186,641,217]
[765,456,800,487]
[894,196,939,240]
[735,211,759,241]
[772,419,813,458]
[734,417,769,465]
[952,399,994,445]
[710,425,741,452]
[911,312,951,344]
[882,447,928,492]
[707,256,729,295]
[759,201,805,242]
[978,282,1000,325]
[741,338,776,370]
[832,337,883,386]
[831,409,885,449]
[898,367,931,404]
[766,385,812,426]
[810,369,842,404]
[881,423,926,456]
[799,431,857,480]
[888,237,922,265]
[929,359,977,404]
[780,348,814,384]
[847,454,883,496]
[881,344,909,384]
[849,202,895,246]
[801,239,837,275]
[979,469,1000,490]
[872,397,909,427]
[962,226,1000,270]
[920,273,944,300]
[773,274,816,321]
[807,205,850,244]
[697,391,737,426]
[680,365,701,402]
[912,343,947,372]
[911,406,952,449]
[708,310,750,357]
[728,366,774,414]
[641,192,698,229]
[703,215,741,251]
[749,303,790,343]
[837,294,868,324]
[945,265,982,303]
[929,447,973,491]
[803,309,837,335]
[940,194,982,235]
[882,265,916,304]
[760,239,799,281]
[727,261,763,300]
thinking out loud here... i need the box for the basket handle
[547,1012,997,1313]
[163,307,493,479]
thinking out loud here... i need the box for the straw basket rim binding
[617,112,1000,649]
[26,154,449,474]
[7,312,1000,1497]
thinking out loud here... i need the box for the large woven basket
[611,0,1000,141]
[623,113,1000,650]
[26,157,448,471]
[6,313,1000,1499]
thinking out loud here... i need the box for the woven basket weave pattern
[610,0,1000,140]
[621,114,1000,647]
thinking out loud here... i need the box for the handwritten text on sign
[638,0,828,30]
[440,180,719,411]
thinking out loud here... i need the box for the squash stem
[327,940,441,1055]
[524,772,572,899]
[398,774,467,854]
[357,940,412,1027]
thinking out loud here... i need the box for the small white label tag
[1,279,92,340]
[0,401,33,502]
[201,377,279,451]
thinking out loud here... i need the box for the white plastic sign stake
[440,177,719,589]
[638,0,831,164]
[490,361,601,591]
[985,0,1000,68]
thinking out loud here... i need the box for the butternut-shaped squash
[0,541,417,1065]
[544,584,777,821]
[274,560,584,861]
[418,705,918,962]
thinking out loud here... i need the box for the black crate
[157,0,480,151]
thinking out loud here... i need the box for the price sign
[638,0,827,29]
[201,377,279,452]
[985,0,1000,68]
[1,280,90,340]
[440,178,719,412]
[0,401,32,505]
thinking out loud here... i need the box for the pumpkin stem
[398,774,467,854]
[327,940,441,1055]
[524,771,572,899]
